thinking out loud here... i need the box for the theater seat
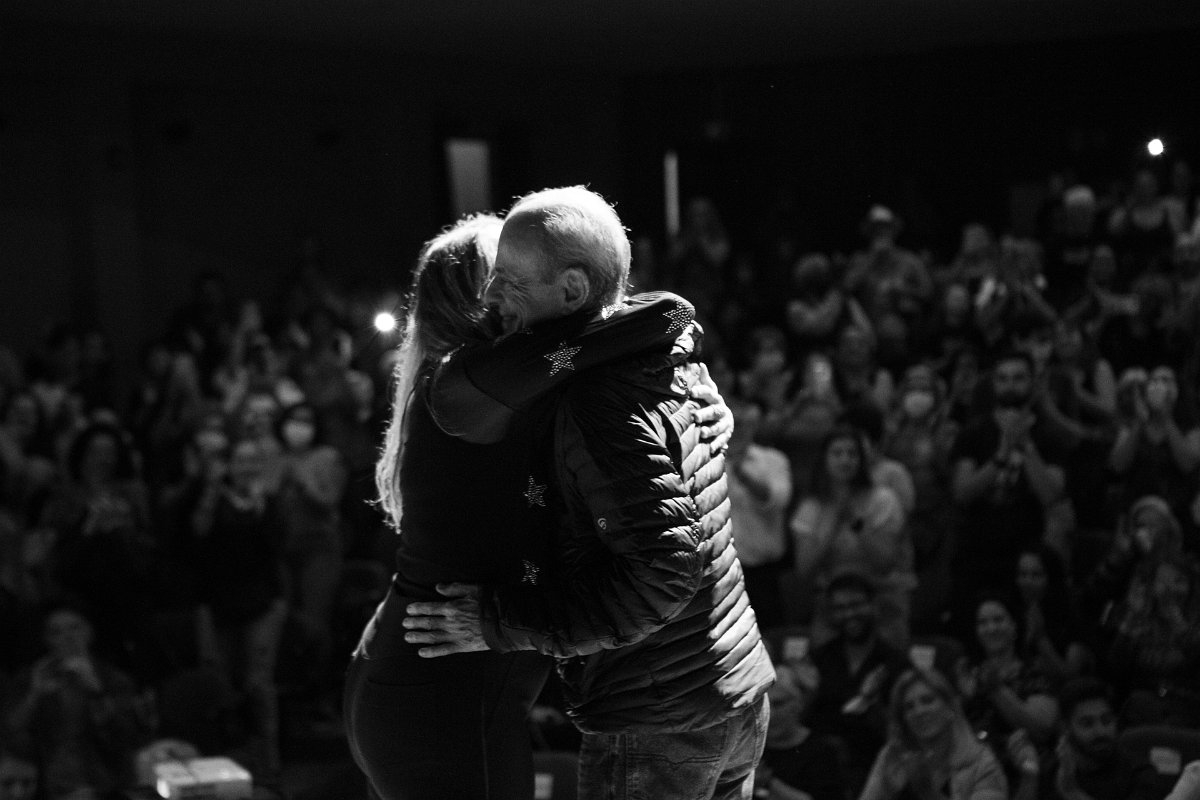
[1120,725,1200,796]
[760,624,813,668]
[907,634,966,682]
[533,750,578,800]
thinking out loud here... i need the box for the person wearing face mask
[275,401,347,727]
[949,350,1067,629]
[1109,365,1200,532]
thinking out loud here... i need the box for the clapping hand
[1007,729,1040,778]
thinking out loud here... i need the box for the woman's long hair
[375,214,501,530]
[809,424,873,501]
[887,667,979,757]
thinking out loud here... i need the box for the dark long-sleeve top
[393,293,696,601]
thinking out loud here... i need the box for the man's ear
[558,267,590,313]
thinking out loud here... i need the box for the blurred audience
[3,156,1200,798]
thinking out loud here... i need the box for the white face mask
[282,420,316,450]
[902,390,936,419]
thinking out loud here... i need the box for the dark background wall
[2,17,1198,379]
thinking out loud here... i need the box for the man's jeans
[578,695,770,800]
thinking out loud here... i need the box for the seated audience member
[949,349,1066,621]
[275,401,347,714]
[759,352,841,503]
[843,205,933,330]
[1030,676,1161,800]
[1079,494,1185,635]
[2,604,151,800]
[858,668,1008,800]
[1108,365,1200,532]
[756,663,846,800]
[726,396,792,630]
[738,325,798,412]
[1103,551,1200,727]
[784,252,872,358]
[808,571,911,797]
[0,746,37,800]
[1045,321,1117,429]
[1013,545,1091,682]
[189,436,288,779]
[1107,168,1184,279]
[843,403,915,518]
[127,348,206,492]
[956,592,1059,747]
[36,422,164,681]
[0,390,57,527]
[881,365,959,633]
[791,427,912,647]
[918,283,982,379]
[831,326,894,419]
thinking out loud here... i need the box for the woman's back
[393,383,550,600]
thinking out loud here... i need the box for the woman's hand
[1007,729,1040,778]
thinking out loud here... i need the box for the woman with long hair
[790,424,912,647]
[955,592,1059,749]
[1012,544,1090,681]
[859,668,1008,800]
[343,214,720,799]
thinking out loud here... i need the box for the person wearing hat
[844,205,933,330]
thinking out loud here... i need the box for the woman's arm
[430,293,696,443]
[1108,421,1143,473]
[791,501,836,580]
[858,489,908,575]
[1019,440,1065,509]
[1162,420,1200,473]
[952,456,1002,505]
[987,686,1058,742]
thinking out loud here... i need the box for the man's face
[992,358,1032,408]
[1067,698,1118,762]
[0,754,37,800]
[484,223,560,335]
[828,588,875,643]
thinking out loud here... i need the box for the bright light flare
[1147,138,1165,157]
[374,312,397,333]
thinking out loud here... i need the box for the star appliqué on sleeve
[544,341,581,376]
[663,302,691,333]
[523,476,547,507]
[600,303,622,320]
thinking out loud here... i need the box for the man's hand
[404,583,489,658]
[691,363,733,453]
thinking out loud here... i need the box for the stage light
[374,312,397,333]
[1147,138,1165,157]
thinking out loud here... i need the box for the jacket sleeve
[478,384,707,657]
[429,293,695,444]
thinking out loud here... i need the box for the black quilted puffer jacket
[476,327,775,734]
